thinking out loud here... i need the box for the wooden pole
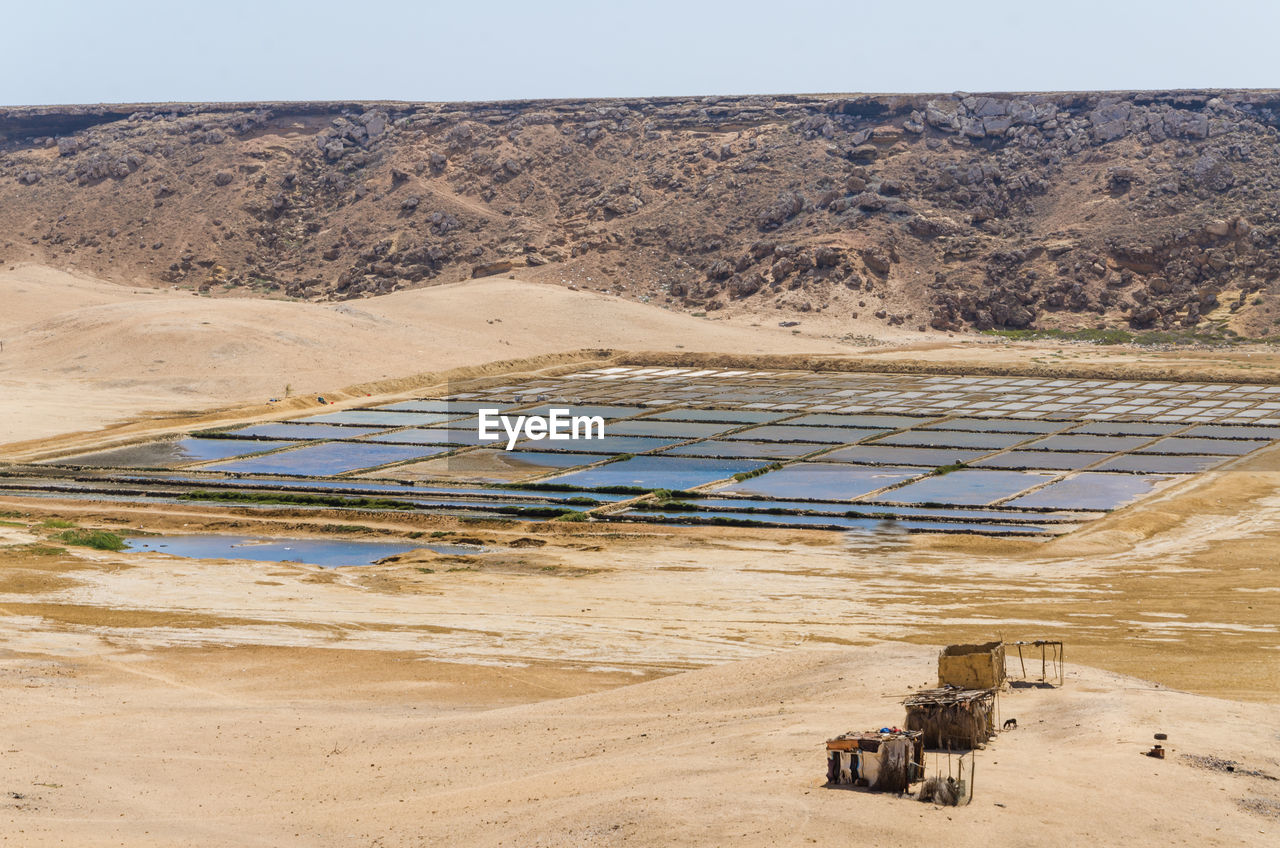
[967,751,976,805]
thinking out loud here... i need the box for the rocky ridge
[3,90,1280,335]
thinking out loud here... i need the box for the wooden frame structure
[1008,640,1064,686]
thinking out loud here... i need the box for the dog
[1003,718,1017,731]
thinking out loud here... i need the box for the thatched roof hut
[903,687,996,750]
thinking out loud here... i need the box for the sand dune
[10,264,1280,449]
[0,265,848,445]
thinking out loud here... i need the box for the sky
[2,0,1278,105]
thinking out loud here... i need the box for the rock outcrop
[3,90,1280,334]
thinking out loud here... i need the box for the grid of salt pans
[479,367,1280,424]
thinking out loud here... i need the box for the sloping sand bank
[0,265,847,445]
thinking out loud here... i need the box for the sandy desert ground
[1,265,1278,846]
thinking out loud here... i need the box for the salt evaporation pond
[124,535,476,567]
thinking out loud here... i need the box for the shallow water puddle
[47,438,301,469]
[550,455,767,490]
[1006,472,1175,510]
[206,442,445,475]
[124,535,476,567]
[872,469,1057,506]
[660,440,820,459]
[646,408,787,424]
[715,463,927,500]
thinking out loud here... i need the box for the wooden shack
[825,730,924,793]
[903,687,996,750]
[937,641,1006,689]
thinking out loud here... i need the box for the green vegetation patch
[16,544,67,557]
[634,500,699,512]
[176,490,414,510]
[980,326,1263,346]
[315,523,375,533]
[54,529,126,551]
[497,505,584,518]
[732,462,784,482]
[650,488,701,502]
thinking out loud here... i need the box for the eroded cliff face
[3,90,1280,335]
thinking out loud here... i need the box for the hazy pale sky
[3,0,1277,105]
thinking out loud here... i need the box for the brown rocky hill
[3,91,1280,336]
